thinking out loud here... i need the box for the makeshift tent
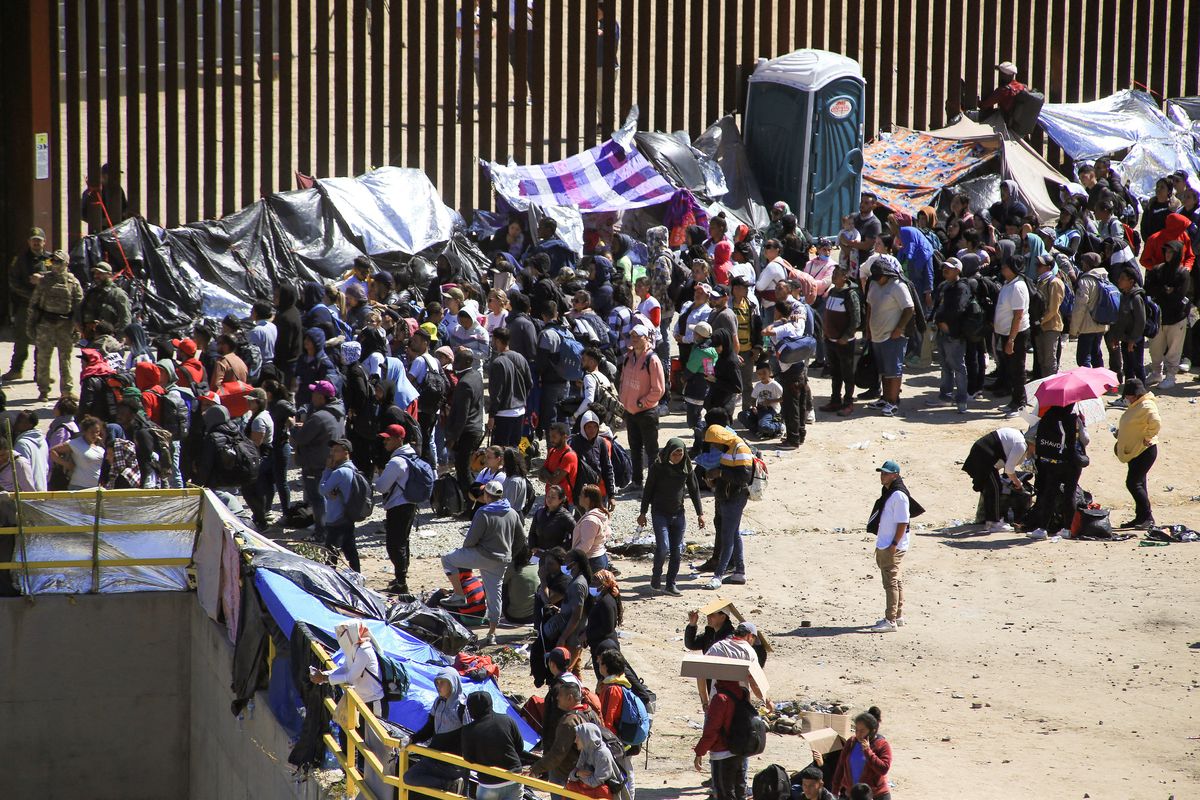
[1038,89,1200,198]
[861,119,1066,223]
[70,167,467,333]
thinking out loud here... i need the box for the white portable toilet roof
[749,49,864,92]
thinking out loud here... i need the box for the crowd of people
[5,142,1195,798]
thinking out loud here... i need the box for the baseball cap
[735,621,757,638]
[434,345,454,362]
[876,459,901,474]
[996,61,1018,75]
[29,227,45,241]
[309,380,337,398]
[198,389,221,404]
[331,438,354,453]
[730,275,751,288]
[50,249,68,263]
[942,257,963,271]
[171,337,198,357]
[630,324,651,338]
[693,321,713,339]
[445,287,465,302]
[710,284,729,298]
[419,321,439,341]
[379,423,407,440]
[698,282,717,297]
[482,479,504,498]
[92,261,114,276]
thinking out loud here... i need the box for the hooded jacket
[464,498,519,562]
[1140,212,1195,272]
[1144,241,1191,325]
[569,412,616,498]
[528,236,579,277]
[274,283,304,365]
[703,425,753,500]
[445,364,484,443]
[1113,284,1147,343]
[134,361,164,424]
[504,309,539,364]
[569,722,620,788]
[289,397,346,473]
[1069,261,1112,336]
[461,692,524,784]
[587,255,616,318]
[487,349,533,415]
[706,328,743,411]
[295,327,342,407]
[195,405,246,488]
[641,437,703,518]
[695,679,748,757]
[529,501,578,552]
[80,280,132,331]
[412,667,469,754]
[570,506,610,559]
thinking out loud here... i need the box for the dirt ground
[5,337,1198,799]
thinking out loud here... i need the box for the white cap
[996,61,1018,75]
[483,480,504,498]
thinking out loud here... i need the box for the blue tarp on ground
[254,570,539,748]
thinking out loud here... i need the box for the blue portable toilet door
[804,77,865,238]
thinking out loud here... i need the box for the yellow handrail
[0,557,193,570]
[309,640,596,800]
[0,523,193,535]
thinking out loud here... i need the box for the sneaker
[837,403,855,417]
[1159,376,1176,389]
[986,521,1015,533]
[1120,518,1155,529]
[1055,528,1071,540]
[384,579,409,594]
[895,617,906,627]
[36,391,50,403]
[1026,528,1048,540]
[724,573,747,585]
[650,579,661,591]
[441,595,470,607]
[819,401,843,412]
[806,409,816,424]
[881,402,898,417]
[868,397,888,409]
[694,559,717,573]
[704,576,723,590]
[1047,534,1063,542]
[869,619,898,633]
[957,403,968,414]
[1109,397,1127,408]
[924,393,954,406]
[1,369,21,382]
[664,585,683,597]
[1003,406,1022,419]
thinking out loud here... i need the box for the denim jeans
[938,333,968,403]
[538,380,568,436]
[713,490,748,577]
[1076,332,1105,368]
[652,510,686,587]
[301,471,326,537]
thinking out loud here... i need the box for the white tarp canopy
[1038,89,1200,199]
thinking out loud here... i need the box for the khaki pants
[34,319,76,397]
[1149,319,1187,379]
[875,547,905,621]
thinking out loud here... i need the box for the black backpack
[572,456,601,501]
[213,428,262,485]
[418,360,450,416]
[752,764,792,800]
[431,473,466,517]
[718,688,767,757]
[158,389,191,439]
[344,465,375,522]
[236,339,263,383]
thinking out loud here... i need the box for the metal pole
[90,488,104,593]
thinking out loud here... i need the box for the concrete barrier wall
[0,592,193,800]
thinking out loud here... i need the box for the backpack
[550,327,585,382]
[1059,274,1076,321]
[214,428,261,485]
[719,688,767,757]
[748,453,769,501]
[1143,295,1161,339]
[573,456,602,500]
[960,287,987,341]
[431,473,466,517]
[607,437,633,489]
[159,389,191,439]
[397,452,435,504]
[368,645,410,701]
[237,339,263,383]
[344,465,375,522]
[144,423,177,479]
[1085,274,1121,325]
[775,333,816,365]
[588,373,624,425]
[417,359,450,416]
[752,765,793,800]
[521,476,537,517]
[616,685,652,746]
[1028,280,1046,326]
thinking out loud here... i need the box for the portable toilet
[743,50,866,238]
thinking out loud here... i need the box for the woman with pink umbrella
[1024,367,1120,541]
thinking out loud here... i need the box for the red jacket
[695,680,744,757]
[545,445,578,504]
[1140,213,1196,272]
[831,734,892,798]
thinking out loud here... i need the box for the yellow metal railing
[0,488,201,590]
[310,641,594,800]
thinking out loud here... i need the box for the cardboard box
[800,727,846,755]
[680,654,770,698]
[800,711,853,739]
[694,599,773,653]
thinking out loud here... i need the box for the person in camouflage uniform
[5,227,52,380]
[79,261,131,337]
[28,250,83,401]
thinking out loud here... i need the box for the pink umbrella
[1034,367,1120,409]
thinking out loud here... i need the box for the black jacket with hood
[461,692,524,785]
[274,283,304,366]
[289,397,346,473]
[705,328,743,411]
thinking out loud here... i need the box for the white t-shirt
[751,379,783,410]
[250,410,275,450]
[637,295,661,320]
[67,438,105,489]
[875,488,911,551]
[756,257,790,295]
[681,303,713,343]
[993,427,1028,473]
[994,277,1031,334]
[485,310,508,332]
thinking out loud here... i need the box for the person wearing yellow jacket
[1113,379,1161,528]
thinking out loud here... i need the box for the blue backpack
[550,327,585,381]
[1088,275,1121,325]
[616,685,651,746]
[1058,275,1075,321]
[606,437,633,489]
[399,452,435,504]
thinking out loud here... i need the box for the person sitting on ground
[528,484,577,553]
[501,545,539,626]
[461,690,525,800]
[403,667,470,796]
[961,427,1033,533]
[828,708,892,800]
[441,479,519,644]
[547,548,593,659]
[738,361,783,438]
[469,445,507,507]
[796,765,836,800]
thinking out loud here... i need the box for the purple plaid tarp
[485,138,677,212]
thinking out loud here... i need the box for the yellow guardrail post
[90,488,104,593]
[397,747,409,800]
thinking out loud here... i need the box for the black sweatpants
[624,408,659,485]
[1030,461,1081,533]
[995,330,1029,408]
[779,364,807,443]
[385,503,418,583]
[826,339,855,405]
[1126,444,1157,523]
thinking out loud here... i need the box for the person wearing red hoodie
[693,678,749,800]
[172,338,206,388]
[1140,212,1195,273]
[133,361,163,424]
[830,708,893,800]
